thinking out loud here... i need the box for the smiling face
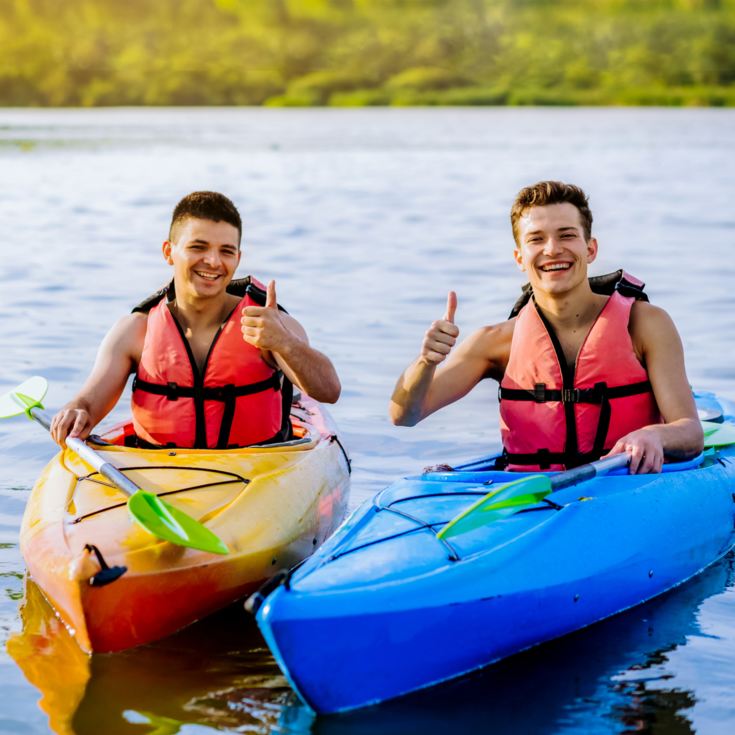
[513,203,598,296]
[162,217,241,301]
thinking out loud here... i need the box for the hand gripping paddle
[1,377,228,555]
[438,453,631,540]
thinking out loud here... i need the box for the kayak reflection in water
[390,180,703,474]
[49,191,341,449]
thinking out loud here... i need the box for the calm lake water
[1,107,734,734]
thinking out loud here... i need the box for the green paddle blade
[2,376,229,555]
[0,376,48,418]
[128,491,229,555]
[438,475,552,540]
[702,420,735,448]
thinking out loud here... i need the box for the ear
[586,237,598,263]
[513,245,526,271]
[162,240,174,265]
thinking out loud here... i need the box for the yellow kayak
[19,396,350,653]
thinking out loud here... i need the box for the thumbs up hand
[241,279,292,352]
[265,279,278,309]
[420,291,460,366]
[444,290,457,323]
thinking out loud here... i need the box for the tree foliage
[1,0,734,105]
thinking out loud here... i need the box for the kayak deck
[255,394,735,714]
[20,397,350,653]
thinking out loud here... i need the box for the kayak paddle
[1,377,228,555]
[438,452,630,540]
[702,420,735,448]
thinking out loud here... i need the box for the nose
[542,237,562,255]
[202,248,221,267]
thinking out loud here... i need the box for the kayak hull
[256,401,735,713]
[20,397,350,653]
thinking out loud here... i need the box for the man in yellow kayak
[51,191,340,448]
[390,180,703,474]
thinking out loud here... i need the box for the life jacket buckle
[167,381,179,401]
[562,388,581,403]
[533,383,546,402]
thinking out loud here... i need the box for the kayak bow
[19,392,350,652]
[255,390,735,714]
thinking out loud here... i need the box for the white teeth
[541,263,571,272]
[195,271,220,280]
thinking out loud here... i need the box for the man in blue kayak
[51,191,340,448]
[390,180,703,474]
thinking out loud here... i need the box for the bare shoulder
[102,312,148,364]
[466,318,515,349]
[456,318,515,380]
[628,301,683,367]
[630,301,678,339]
[111,311,148,339]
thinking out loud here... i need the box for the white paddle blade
[0,376,48,418]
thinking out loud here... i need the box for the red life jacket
[499,271,661,471]
[131,277,291,449]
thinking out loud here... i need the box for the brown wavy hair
[510,181,592,245]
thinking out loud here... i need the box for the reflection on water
[8,579,296,735]
[6,581,89,735]
[2,108,735,734]
[8,558,734,735]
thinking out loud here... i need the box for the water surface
[1,108,734,734]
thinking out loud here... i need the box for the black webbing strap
[501,447,608,470]
[499,380,652,404]
[592,393,612,459]
[499,380,653,469]
[213,375,291,449]
[216,384,240,450]
[133,372,283,449]
[132,371,282,401]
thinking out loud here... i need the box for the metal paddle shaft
[5,382,229,555]
[30,407,142,496]
[548,453,630,491]
[33,408,228,553]
[439,452,632,539]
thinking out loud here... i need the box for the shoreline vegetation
[2,0,734,108]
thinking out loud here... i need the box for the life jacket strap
[498,380,652,404]
[499,380,653,469]
[132,371,287,449]
[500,447,610,470]
[132,372,283,401]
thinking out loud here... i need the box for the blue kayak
[254,392,735,714]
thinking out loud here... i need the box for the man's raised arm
[240,281,341,403]
[390,291,498,426]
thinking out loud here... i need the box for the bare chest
[183,326,223,374]
[555,332,587,371]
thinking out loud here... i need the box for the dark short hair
[510,181,593,244]
[169,191,242,243]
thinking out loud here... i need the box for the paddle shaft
[7,383,228,553]
[29,407,141,497]
[549,452,630,492]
